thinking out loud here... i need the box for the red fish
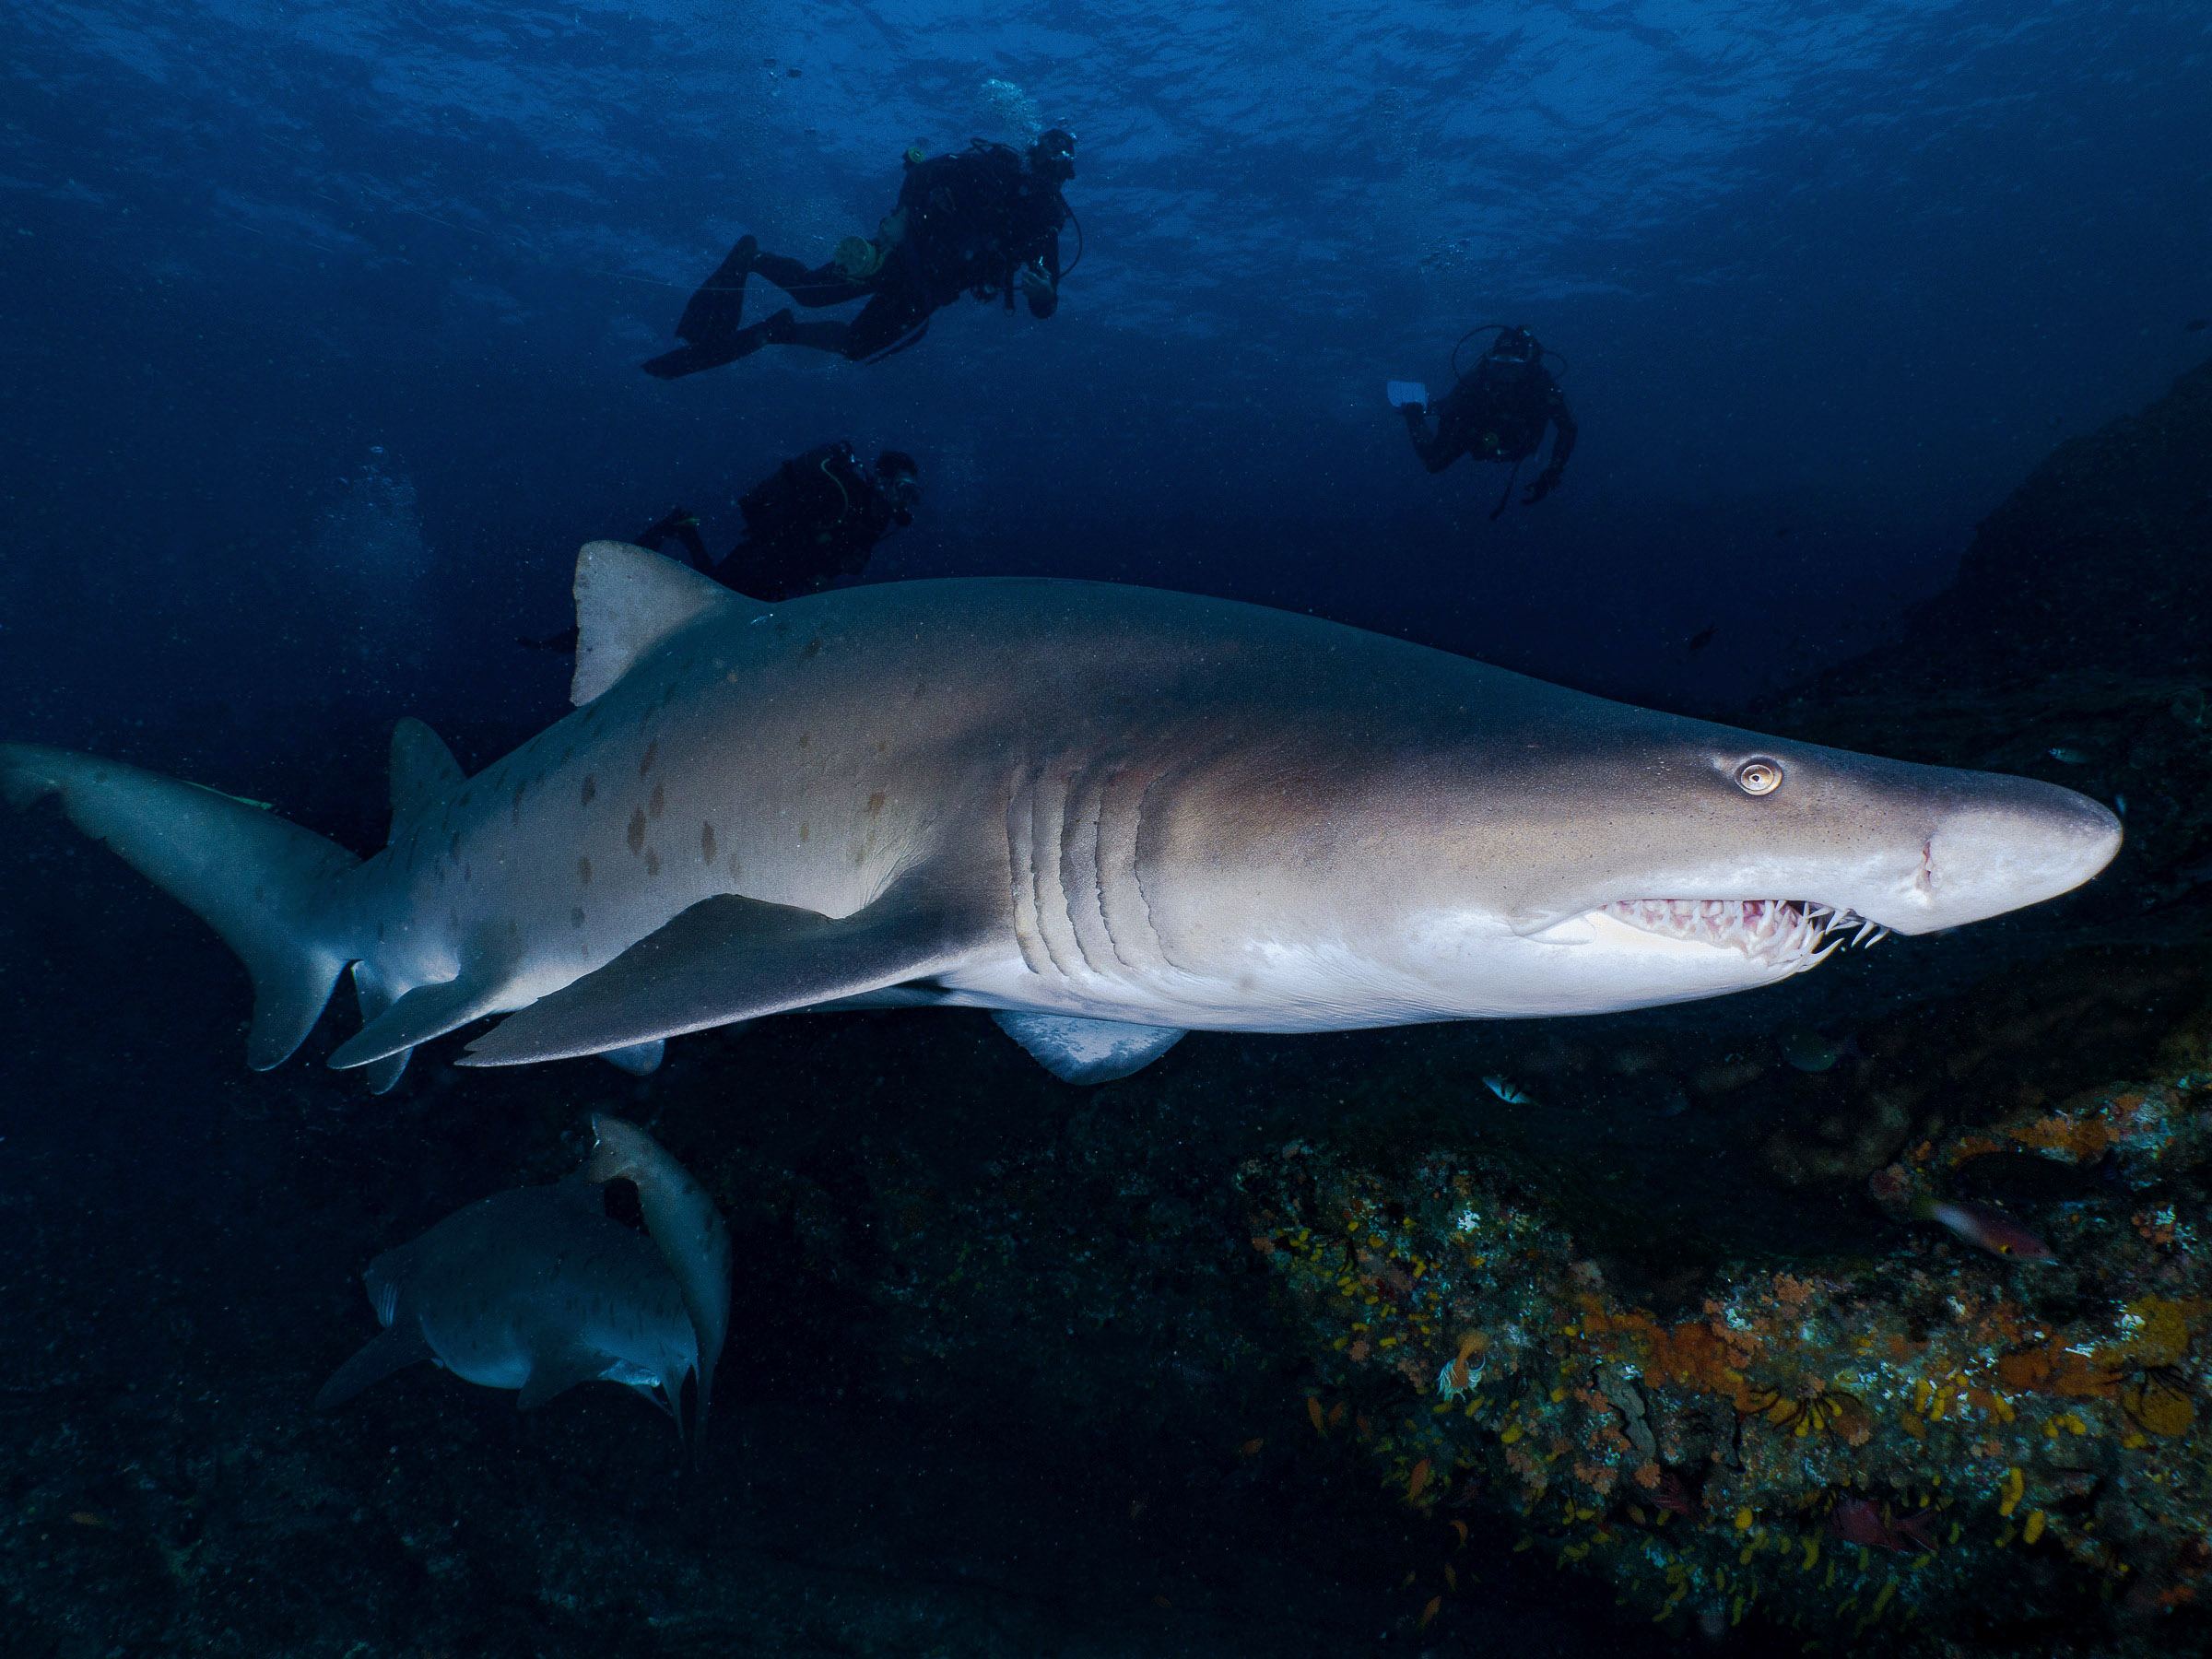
[1913,1196,2053,1262]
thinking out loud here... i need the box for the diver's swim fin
[644,237,759,380]
[677,237,755,344]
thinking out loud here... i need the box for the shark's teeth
[1598,899,1885,968]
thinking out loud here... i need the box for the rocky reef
[1241,983,2212,1653]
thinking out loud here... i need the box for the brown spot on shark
[639,740,658,777]
[649,782,664,819]
[700,823,716,863]
[581,774,596,806]
[867,792,886,815]
[628,807,647,854]
[645,847,661,877]
[577,856,592,886]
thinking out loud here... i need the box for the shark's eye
[1734,758,1784,796]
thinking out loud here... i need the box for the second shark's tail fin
[1,743,359,1068]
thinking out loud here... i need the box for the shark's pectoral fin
[314,1323,435,1411]
[459,873,991,1068]
[330,974,515,1071]
[517,1339,621,1410]
[990,1011,1188,1083]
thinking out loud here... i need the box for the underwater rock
[1236,981,2212,1653]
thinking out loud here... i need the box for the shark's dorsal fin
[570,540,756,707]
[387,717,465,845]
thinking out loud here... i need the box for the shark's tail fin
[1,743,359,1068]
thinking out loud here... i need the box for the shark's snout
[1906,783,2123,931]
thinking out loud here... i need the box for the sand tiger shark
[315,1113,731,1447]
[0,542,2120,1088]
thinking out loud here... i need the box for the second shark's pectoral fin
[329,973,517,1071]
[459,872,991,1068]
[517,1339,620,1410]
[989,1010,1189,1083]
[314,1322,435,1411]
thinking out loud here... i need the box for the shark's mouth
[1597,899,1887,968]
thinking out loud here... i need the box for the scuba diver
[518,445,919,652]
[1399,324,1577,518]
[667,442,919,601]
[641,129,1078,377]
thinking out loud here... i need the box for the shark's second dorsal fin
[571,540,756,707]
[387,717,465,845]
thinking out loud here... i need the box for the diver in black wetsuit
[641,130,1077,377]
[692,442,918,600]
[1402,325,1578,512]
[517,446,919,653]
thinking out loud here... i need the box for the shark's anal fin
[459,873,989,1067]
[314,1323,435,1411]
[351,961,411,1094]
[517,1339,620,1410]
[570,541,759,707]
[330,973,515,1071]
[387,718,465,844]
[989,1011,1188,1083]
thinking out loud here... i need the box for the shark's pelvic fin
[0,743,359,1069]
[601,1040,665,1077]
[328,973,517,1071]
[459,874,988,1067]
[570,540,758,707]
[386,717,465,843]
[313,1322,434,1411]
[989,1010,1189,1083]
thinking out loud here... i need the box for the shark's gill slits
[1599,899,1886,967]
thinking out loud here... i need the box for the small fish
[2112,794,2127,818]
[1407,1457,1432,1501]
[1480,1074,1531,1104]
[2187,318,2209,332]
[1686,624,1716,655]
[2046,747,2090,765]
[1913,1196,2053,1261]
[1833,1497,1935,1553]
[1776,1022,1858,1074]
